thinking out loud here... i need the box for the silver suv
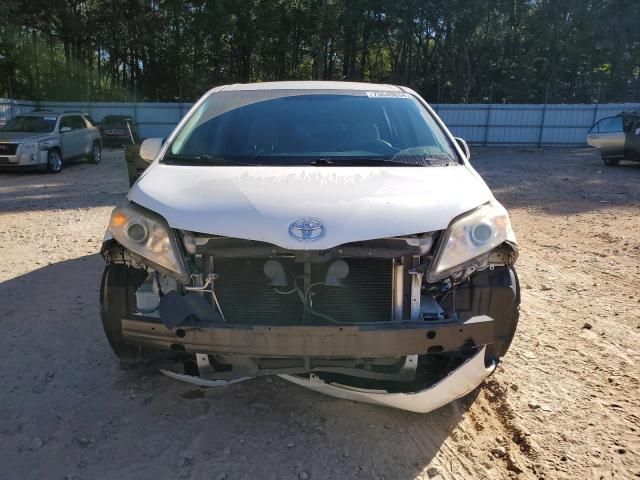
[0,110,102,173]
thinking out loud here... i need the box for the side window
[59,116,74,131]
[71,116,86,130]
[598,117,623,133]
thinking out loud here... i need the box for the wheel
[46,149,63,173]
[439,265,520,366]
[88,141,102,164]
[602,154,620,166]
[100,263,153,366]
[484,266,520,362]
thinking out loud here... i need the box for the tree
[1,0,638,103]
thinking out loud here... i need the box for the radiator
[211,257,392,324]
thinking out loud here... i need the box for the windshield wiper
[163,153,258,166]
[309,157,420,167]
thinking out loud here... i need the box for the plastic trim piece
[159,369,252,387]
[280,346,494,413]
[158,346,493,413]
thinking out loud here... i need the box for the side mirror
[454,137,470,160]
[139,138,163,162]
[59,126,72,133]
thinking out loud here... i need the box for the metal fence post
[133,101,138,133]
[0,100,8,123]
[591,85,601,127]
[483,103,492,146]
[537,103,548,147]
[537,85,550,147]
[591,102,599,127]
[133,83,138,133]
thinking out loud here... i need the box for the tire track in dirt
[481,379,541,476]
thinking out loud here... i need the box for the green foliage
[0,0,638,102]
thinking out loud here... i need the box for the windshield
[165,90,460,166]
[2,115,57,133]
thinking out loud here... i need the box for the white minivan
[100,82,520,413]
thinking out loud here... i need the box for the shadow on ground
[0,255,478,480]
[470,147,640,215]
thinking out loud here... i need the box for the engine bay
[102,230,518,391]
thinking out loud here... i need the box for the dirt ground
[0,147,638,480]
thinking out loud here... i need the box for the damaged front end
[100,200,519,412]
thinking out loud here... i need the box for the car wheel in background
[88,141,102,164]
[46,149,63,173]
[602,156,620,166]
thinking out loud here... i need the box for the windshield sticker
[366,91,411,98]
[44,117,57,120]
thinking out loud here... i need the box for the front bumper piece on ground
[281,346,494,413]
[159,346,493,414]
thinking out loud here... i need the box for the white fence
[1,98,639,146]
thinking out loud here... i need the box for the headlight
[21,140,54,154]
[108,201,190,283]
[428,203,511,282]
[20,142,40,154]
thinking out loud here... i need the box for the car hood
[0,132,54,142]
[129,164,493,249]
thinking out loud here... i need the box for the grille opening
[211,257,392,324]
[0,143,19,155]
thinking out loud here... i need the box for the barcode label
[366,91,411,98]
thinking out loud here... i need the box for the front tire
[602,154,620,166]
[46,149,63,173]
[484,266,520,363]
[88,141,102,164]
[100,263,152,366]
